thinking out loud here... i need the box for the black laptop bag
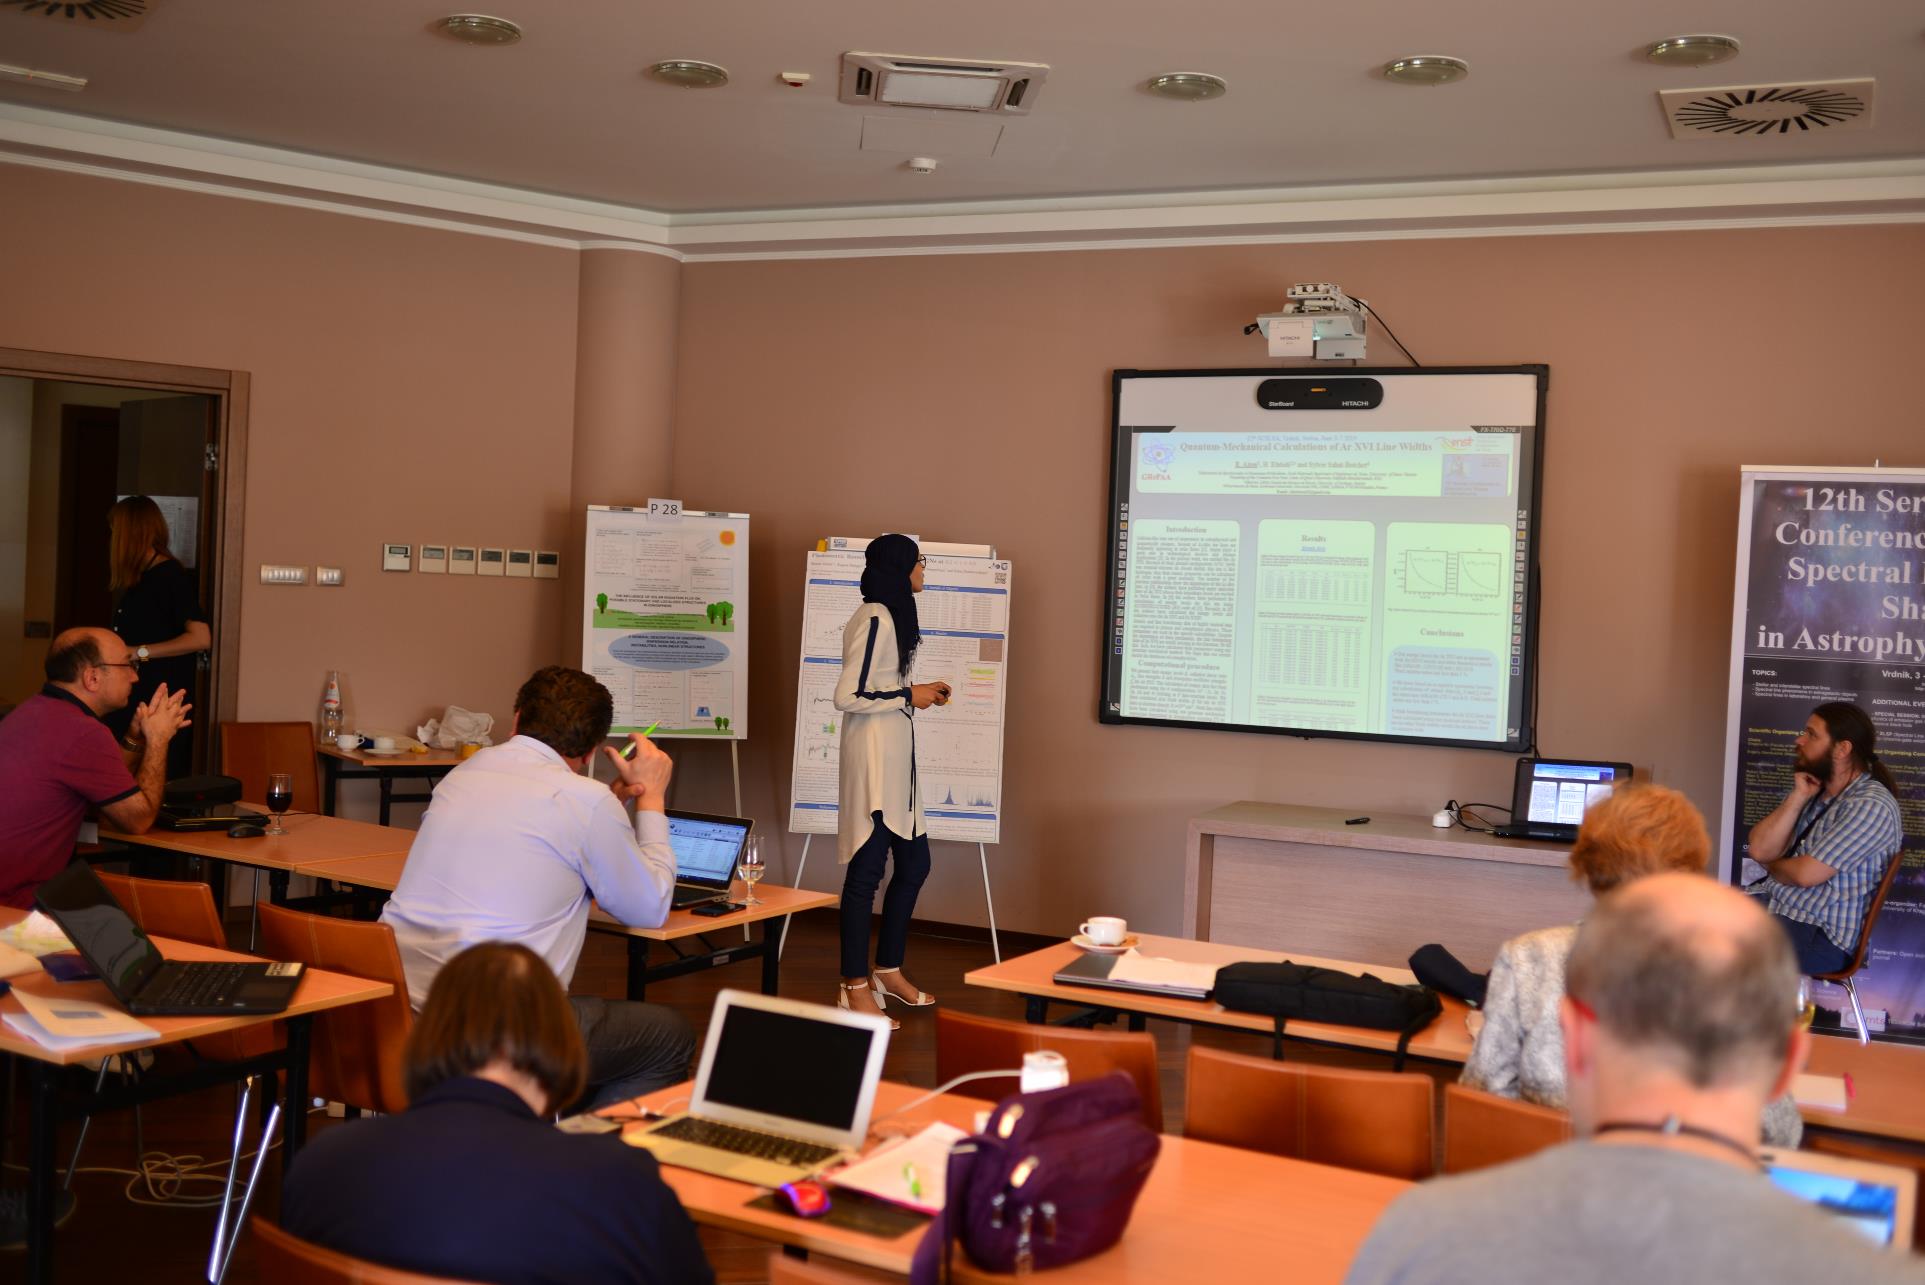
[1213,961,1442,1069]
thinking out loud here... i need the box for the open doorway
[0,349,248,777]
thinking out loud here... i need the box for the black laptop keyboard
[145,963,253,1008]
[651,1116,838,1167]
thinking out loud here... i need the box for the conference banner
[1721,467,1925,1042]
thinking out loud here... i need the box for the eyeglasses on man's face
[95,658,140,673]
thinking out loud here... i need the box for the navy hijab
[860,534,921,672]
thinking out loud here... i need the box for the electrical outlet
[506,549,532,578]
[478,548,505,577]
[449,546,477,576]
[534,550,560,579]
[316,566,344,586]
[260,565,308,585]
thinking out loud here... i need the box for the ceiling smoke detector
[0,0,149,26]
[1660,79,1874,139]
[840,52,1048,114]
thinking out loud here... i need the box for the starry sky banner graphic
[1725,471,1925,1041]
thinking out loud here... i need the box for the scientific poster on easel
[583,505,749,738]
[790,548,1012,842]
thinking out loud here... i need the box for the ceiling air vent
[1,0,150,26]
[1660,79,1874,140]
[840,52,1048,115]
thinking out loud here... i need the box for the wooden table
[619,1080,1407,1280]
[1803,1032,1925,1145]
[966,934,1474,1065]
[317,744,465,825]
[0,911,392,1284]
[103,807,415,906]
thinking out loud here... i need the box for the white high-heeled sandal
[872,968,936,1007]
[839,979,899,1030]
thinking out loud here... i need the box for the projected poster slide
[582,507,750,738]
[1722,471,1925,1042]
[1103,367,1545,750]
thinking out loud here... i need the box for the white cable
[867,1068,1024,1129]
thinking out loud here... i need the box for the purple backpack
[910,1072,1160,1282]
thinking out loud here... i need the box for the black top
[280,1077,714,1285]
[106,557,205,741]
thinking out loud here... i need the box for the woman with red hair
[104,496,209,778]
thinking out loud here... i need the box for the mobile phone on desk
[691,901,745,917]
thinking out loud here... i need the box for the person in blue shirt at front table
[1747,701,1903,975]
[280,941,712,1285]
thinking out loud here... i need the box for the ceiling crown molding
[2,102,1921,260]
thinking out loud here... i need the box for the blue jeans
[840,813,931,979]
[1772,915,1852,975]
[567,996,695,1111]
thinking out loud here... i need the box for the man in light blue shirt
[1748,702,1903,975]
[383,666,692,1109]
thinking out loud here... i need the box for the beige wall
[673,227,1925,937]
[0,167,595,744]
[0,376,30,704]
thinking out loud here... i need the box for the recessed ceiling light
[649,60,731,89]
[1145,72,1229,101]
[439,14,522,46]
[1644,35,1742,67]
[0,63,87,93]
[1381,56,1470,86]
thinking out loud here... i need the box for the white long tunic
[834,601,925,864]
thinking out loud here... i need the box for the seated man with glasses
[0,627,190,909]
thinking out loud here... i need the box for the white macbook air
[626,989,892,1188]
[1760,1146,1916,1252]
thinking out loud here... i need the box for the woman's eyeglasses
[915,555,928,567]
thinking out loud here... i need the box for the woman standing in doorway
[834,534,950,1027]
[105,496,210,779]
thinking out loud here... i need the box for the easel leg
[978,842,1001,964]
[779,834,811,961]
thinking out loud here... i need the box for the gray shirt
[1346,1142,1921,1285]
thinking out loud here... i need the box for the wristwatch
[135,645,150,662]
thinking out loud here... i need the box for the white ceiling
[0,1,1921,255]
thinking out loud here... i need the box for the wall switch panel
[449,546,477,575]
[316,566,344,586]
[381,543,412,572]
[418,545,448,574]
[534,550,560,579]
[478,547,505,577]
[505,549,533,578]
[260,564,308,585]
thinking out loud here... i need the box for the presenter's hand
[605,734,673,812]
[911,683,948,710]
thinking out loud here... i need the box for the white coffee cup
[371,735,397,752]
[1079,916,1128,946]
[336,733,360,751]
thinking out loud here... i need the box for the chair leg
[248,871,261,951]
[210,1089,281,1285]
[1844,978,1869,1046]
[207,1076,253,1283]
[63,1059,113,1191]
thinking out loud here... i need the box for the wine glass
[736,836,766,907]
[265,772,292,837]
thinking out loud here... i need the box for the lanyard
[1593,1117,1761,1170]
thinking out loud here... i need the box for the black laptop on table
[1492,758,1634,843]
[666,809,753,909]
[35,861,304,1016]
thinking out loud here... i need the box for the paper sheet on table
[828,1122,968,1215]
[1107,950,1219,996]
[0,940,41,981]
[1792,1073,1848,1112]
[4,988,159,1051]
[0,911,72,957]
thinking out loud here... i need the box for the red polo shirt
[0,686,140,909]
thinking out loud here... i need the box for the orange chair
[1809,850,1905,1045]
[1442,1083,1572,1175]
[255,903,413,1115]
[1182,1045,1434,1180]
[250,1219,483,1285]
[218,720,323,815]
[934,1009,1163,1132]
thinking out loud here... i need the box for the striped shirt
[1768,773,1902,953]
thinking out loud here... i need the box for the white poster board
[582,505,749,739]
[789,549,1012,842]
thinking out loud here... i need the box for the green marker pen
[620,723,661,758]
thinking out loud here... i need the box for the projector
[1253,283,1367,361]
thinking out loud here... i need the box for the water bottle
[321,670,343,744]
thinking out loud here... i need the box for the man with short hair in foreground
[1346,874,1918,1284]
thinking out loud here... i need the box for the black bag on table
[1213,961,1442,1070]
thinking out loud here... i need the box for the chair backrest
[96,871,226,949]
[219,721,322,814]
[934,1009,1163,1132]
[768,1251,876,1284]
[1442,1083,1572,1175]
[250,1218,483,1285]
[256,903,413,1114]
[1814,849,1906,981]
[1183,1044,1434,1180]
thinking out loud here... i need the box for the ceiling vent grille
[1,0,150,25]
[840,52,1048,115]
[1660,79,1874,140]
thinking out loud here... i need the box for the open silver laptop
[1760,1146,1917,1252]
[626,989,891,1187]
[666,809,751,909]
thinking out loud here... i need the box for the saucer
[1072,933,1137,955]
[359,746,406,756]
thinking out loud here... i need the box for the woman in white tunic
[835,535,951,1026]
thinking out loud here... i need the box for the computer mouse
[774,1179,832,1218]
[227,822,267,839]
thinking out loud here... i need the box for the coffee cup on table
[335,733,360,751]
[1079,916,1128,946]
[371,735,397,752]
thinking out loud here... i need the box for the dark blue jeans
[840,813,931,979]
[1772,914,1853,975]
[567,996,696,1111]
